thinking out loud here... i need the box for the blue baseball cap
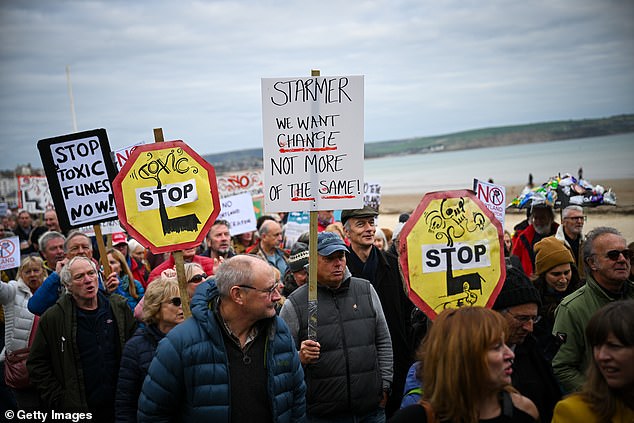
[317,232,348,256]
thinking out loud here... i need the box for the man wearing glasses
[556,205,586,278]
[139,255,306,422]
[493,267,562,423]
[552,226,634,394]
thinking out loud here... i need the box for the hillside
[204,114,634,172]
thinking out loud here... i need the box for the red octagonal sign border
[398,189,506,320]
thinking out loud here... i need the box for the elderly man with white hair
[555,205,586,278]
[27,256,136,416]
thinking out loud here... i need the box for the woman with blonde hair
[552,300,634,423]
[391,307,538,423]
[0,256,46,407]
[115,276,184,422]
[107,248,144,310]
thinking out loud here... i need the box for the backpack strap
[501,390,514,418]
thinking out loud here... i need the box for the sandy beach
[377,178,634,242]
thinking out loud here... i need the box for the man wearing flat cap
[340,205,415,417]
[280,231,393,422]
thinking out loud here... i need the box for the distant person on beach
[512,203,559,277]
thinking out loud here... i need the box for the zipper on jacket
[333,292,352,409]
[61,336,65,352]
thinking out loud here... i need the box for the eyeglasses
[167,297,182,307]
[237,281,280,297]
[188,273,208,284]
[564,216,587,222]
[505,310,541,325]
[604,249,634,261]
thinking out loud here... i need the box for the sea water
[364,133,634,195]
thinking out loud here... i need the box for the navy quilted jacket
[115,324,165,422]
[137,279,306,422]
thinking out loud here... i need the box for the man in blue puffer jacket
[138,255,306,422]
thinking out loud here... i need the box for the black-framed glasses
[604,249,633,261]
[505,310,541,325]
[167,297,182,307]
[564,216,587,222]
[188,273,208,284]
[237,281,280,297]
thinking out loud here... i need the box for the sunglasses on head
[167,297,182,307]
[605,249,633,261]
[188,273,208,284]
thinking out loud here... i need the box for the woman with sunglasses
[552,300,634,423]
[184,262,207,299]
[116,276,184,422]
[390,307,539,423]
[107,248,144,311]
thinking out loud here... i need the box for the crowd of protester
[0,203,632,422]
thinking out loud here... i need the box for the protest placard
[261,75,364,213]
[113,142,145,171]
[473,178,506,228]
[216,192,257,236]
[0,236,20,271]
[37,129,119,230]
[284,211,310,249]
[17,176,54,214]
[364,181,381,211]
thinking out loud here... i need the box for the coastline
[376,178,634,242]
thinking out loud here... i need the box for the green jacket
[27,292,136,409]
[551,275,634,394]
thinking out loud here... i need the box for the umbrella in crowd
[507,173,617,209]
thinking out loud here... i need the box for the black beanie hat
[493,268,542,310]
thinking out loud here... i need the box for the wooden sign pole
[307,68,320,341]
[94,224,111,276]
[153,127,191,318]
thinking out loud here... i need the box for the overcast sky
[1,0,632,170]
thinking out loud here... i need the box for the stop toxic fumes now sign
[38,129,119,231]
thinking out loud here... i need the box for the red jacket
[147,254,215,284]
[511,223,559,277]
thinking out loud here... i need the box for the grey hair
[374,228,388,251]
[562,205,584,219]
[258,219,276,237]
[215,255,268,297]
[127,238,144,254]
[64,231,92,253]
[38,231,65,252]
[583,226,624,275]
[59,256,97,289]
[184,262,204,283]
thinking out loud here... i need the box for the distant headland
[202,114,634,173]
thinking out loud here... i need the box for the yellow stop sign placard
[113,141,220,253]
[398,190,506,320]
